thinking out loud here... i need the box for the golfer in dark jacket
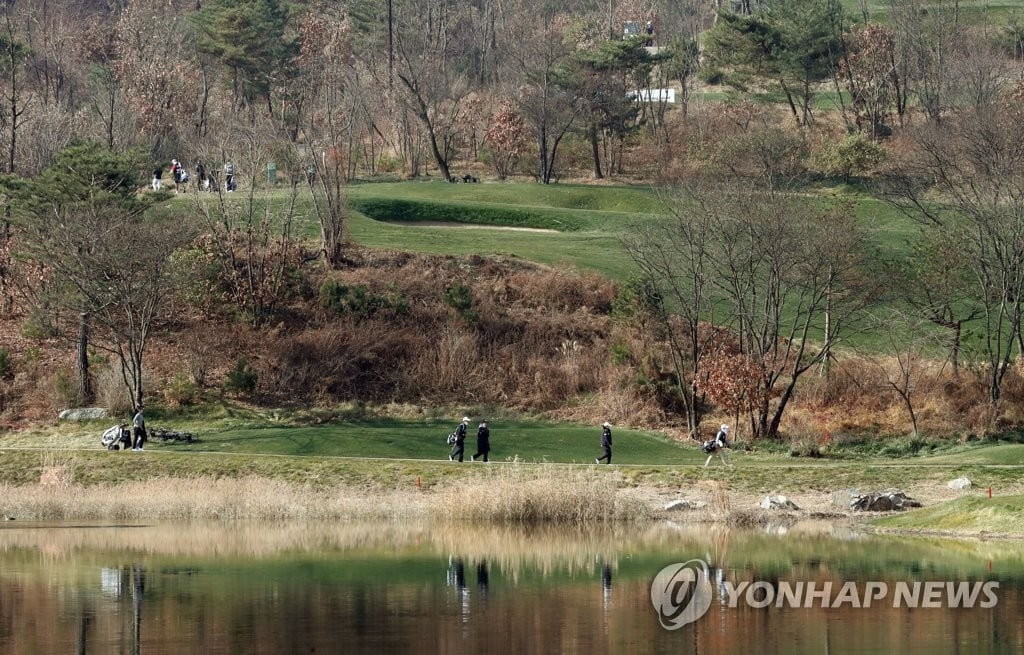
[450,416,470,462]
[595,421,612,464]
[472,421,491,462]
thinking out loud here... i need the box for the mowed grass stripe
[168,420,698,465]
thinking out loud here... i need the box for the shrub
[163,372,199,407]
[224,357,258,395]
[263,325,422,400]
[0,348,10,379]
[610,342,633,366]
[319,280,409,319]
[169,247,222,313]
[376,153,402,173]
[713,125,809,186]
[443,284,478,322]
[95,365,134,415]
[21,308,58,340]
[698,67,725,85]
[49,368,82,410]
[185,339,215,387]
[813,132,887,182]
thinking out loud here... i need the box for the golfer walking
[449,416,469,462]
[471,420,491,462]
[131,405,147,451]
[704,424,731,467]
[595,421,613,464]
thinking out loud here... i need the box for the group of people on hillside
[151,158,235,193]
[444,416,732,466]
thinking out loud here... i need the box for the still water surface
[0,520,1021,654]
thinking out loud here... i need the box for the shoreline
[1,447,1020,537]
[2,474,1017,539]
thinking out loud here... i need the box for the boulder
[830,489,859,508]
[760,495,799,510]
[947,477,972,490]
[663,499,707,511]
[851,489,921,512]
[58,407,109,421]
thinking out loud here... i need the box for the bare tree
[189,120,308,325]
[298,7,350,267]
[626,184,875,439]
[714,192,874,438]
[862,313,938,438]
[507,15,579,184]
[114,3,197,154]
[886,101,1024,404]
[838,23,905,136]
[0,1,28,175]
[13,189,192,409]
[622,185,721,436]
[888,229,980,375]
[390,0,473,182]
[889,0,961,124]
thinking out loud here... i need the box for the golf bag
[101,424,132,450]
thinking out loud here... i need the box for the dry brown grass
[430,464,652,523]
[9,246,1024,441]
[38,450,77,488]
[0,467,655,524]
[94,364,135,416]
[0,476,428,522]
[708,480,731,515]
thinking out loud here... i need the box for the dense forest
[0,0,1023,445]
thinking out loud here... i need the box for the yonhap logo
[650,561,1000,630]
[650,559,714,629]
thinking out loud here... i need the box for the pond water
[0,519,1021,654]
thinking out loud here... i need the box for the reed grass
[0,465,653,523]
[0,476,427,522]
[429,464,653,523]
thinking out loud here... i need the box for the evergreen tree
[192,0,298,111]
[706,0,846,126]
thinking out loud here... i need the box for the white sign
[628,88,676,103]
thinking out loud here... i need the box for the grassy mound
[920,444,1024,466]
[873,495,1024,535]
[350,196,587,231]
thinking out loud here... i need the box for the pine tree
[192,0,298,111]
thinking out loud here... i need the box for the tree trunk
[950,320,961,376]
[779,80,800,126]
[589,121,603,179]
[387,0,394,88]
[77,312,92,404]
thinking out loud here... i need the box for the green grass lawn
[919,443,1024,465]
[160,180,944,352]
[839,0,1024,25]
[119,417,703,466]
[345,180,663,280]
[873,494,1024,533]
[167,179,920,283]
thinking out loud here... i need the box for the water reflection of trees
[1,520,1022,580]
[2,521,1024,654]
